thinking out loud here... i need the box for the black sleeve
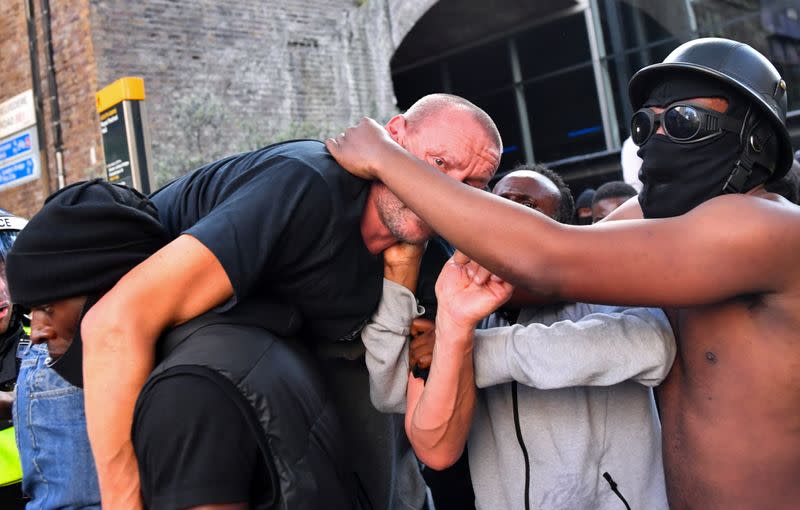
[184,158,334,310]
[133,373,270,509]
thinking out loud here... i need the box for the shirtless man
[326,38,800,509]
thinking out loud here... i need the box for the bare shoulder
[693,191,800,232]
[691,192,800,291]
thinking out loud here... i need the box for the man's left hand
[410,318,435,370]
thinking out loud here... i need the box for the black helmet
[629,37,793,180]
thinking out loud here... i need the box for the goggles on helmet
[630,102,743,146]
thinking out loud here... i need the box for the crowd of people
[0,36,798,510]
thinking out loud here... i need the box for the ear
[384,115,408,144]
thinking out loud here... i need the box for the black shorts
[132,370,271,509]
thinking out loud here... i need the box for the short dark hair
[593,181,637,206]
[512,163,575,224]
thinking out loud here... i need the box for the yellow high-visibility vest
[0,327,29,486]
[0,426,22,486]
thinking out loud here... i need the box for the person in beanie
[8,179,356,509]
[6,180,168,509]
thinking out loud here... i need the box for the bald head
[404,94,502,152]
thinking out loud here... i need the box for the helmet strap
[723,110,775,194]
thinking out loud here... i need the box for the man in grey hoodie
[363,168,674,509]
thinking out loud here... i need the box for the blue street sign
[0,132,32,164]
[0,126,40,191]
[0,158,34,186]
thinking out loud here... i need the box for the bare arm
[326,119,800,307]
[81,235,233,509]
[405,253,512,469]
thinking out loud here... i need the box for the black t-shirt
[150,140,383,344]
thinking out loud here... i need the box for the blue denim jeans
[13,342,100,509]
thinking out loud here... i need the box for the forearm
[83,308,155,509]
[406,318,475,470]
[363,280,421,413]
[473,306,676,389]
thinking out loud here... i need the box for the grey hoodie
[362,280,674,510]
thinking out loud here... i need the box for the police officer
[0,210,27,508]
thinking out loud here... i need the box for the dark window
[516,14,591,80]
[393,62,444,111]
[448,40,513,97]
[525,66,606,162]
[597,0,681,142]
[472,90,524,172]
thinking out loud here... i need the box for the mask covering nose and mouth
[636,75,768,219]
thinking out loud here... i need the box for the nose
[651,107,666,135]
[30,314,54,345]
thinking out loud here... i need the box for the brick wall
[1,0,436,209]
[0,0,48,219]
[0,0,103,219]
[88,0,431,185]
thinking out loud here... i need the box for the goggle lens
[663,105,701,140]
[631,111,652,145]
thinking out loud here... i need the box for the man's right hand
[383,242,426,291]
[435,251,513,333]
[325,117,402,180]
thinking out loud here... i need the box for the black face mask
[635,75,767,219]
[637,133,741,218]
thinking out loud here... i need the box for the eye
[521,201,536,209]
[433,157,445,167]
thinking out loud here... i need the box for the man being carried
[326,38,800,509]
[80,94,502,508]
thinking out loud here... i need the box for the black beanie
[7,179,169,307]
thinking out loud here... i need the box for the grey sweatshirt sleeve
[473,305,676,390]
[362,279,423,414]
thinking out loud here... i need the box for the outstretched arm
[405,253,512,469]
[326,119,800,307]
[81,235,233,509]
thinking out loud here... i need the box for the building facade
[1,0,798,218]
